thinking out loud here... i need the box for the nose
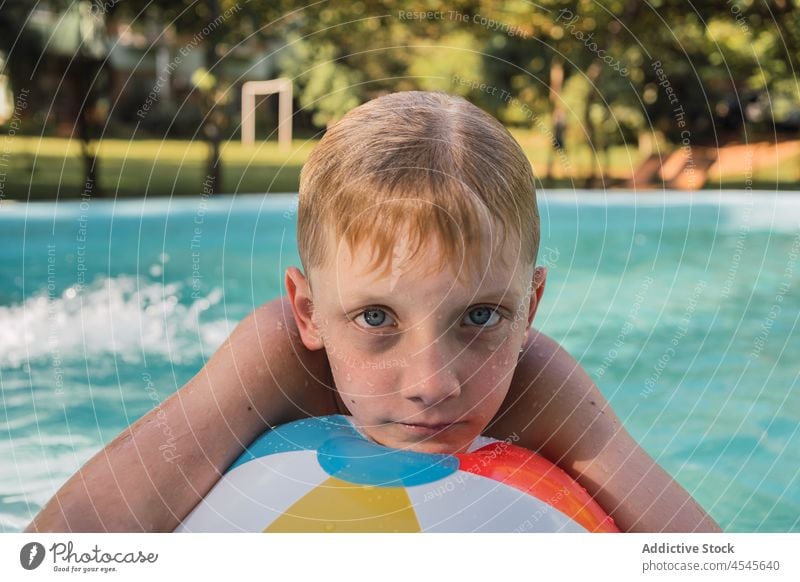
[401,341,461,408]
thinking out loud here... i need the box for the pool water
[1,190,798,532]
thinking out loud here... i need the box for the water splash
[0,276,232,367]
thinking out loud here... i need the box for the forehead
[311,222,530,306]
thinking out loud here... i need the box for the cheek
[462,346,518,401]
[322,323,396,369]
[331,359,403,406]
[468,340,519,375]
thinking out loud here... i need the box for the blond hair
[297,91,539,283]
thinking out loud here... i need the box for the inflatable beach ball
[176,415,618,533]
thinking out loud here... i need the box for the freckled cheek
[338,373,401,426]
[335,366,401,401]
[464,342,519,373]
[467,368,512,399]
[462,370,513,424]
[463,347,517,391]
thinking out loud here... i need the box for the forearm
[26,377,256,532]
[26,297,328,532]
[492,329,721,533]
[534,370,720,532]
[570,423,722,533]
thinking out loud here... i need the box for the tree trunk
[76,56,100,198]
[204,0,223,195]
[206,121,222,195]
[547,56,565,185]
[583,61,602,188]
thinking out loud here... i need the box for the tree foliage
[6,0,799,145]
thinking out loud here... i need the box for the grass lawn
[1,137,316,200]
[1,133,797,200]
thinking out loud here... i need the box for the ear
[284,266,325,351]
[522,266,547,344]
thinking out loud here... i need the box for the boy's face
[286,225,546,454]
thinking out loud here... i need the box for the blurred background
[0,1,798,533]
[0,0,799,198]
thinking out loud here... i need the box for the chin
[365,423,478,455]
[405,440,470,455]
[391,432,475,455]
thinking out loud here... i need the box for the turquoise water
[1,190,798,532]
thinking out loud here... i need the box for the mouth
[395,420,463,436]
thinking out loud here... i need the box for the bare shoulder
[206,295,336,423]
[488,328,613,457]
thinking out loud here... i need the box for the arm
[489,329,722,533]
[26,296,333,532]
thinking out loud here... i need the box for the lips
[395,420,462,435]
[402,421,458,429]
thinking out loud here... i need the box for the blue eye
[464,306,502,327]
[356,308,394,329]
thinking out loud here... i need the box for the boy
[27,91,720,532]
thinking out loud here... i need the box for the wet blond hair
[297,91,539,283]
